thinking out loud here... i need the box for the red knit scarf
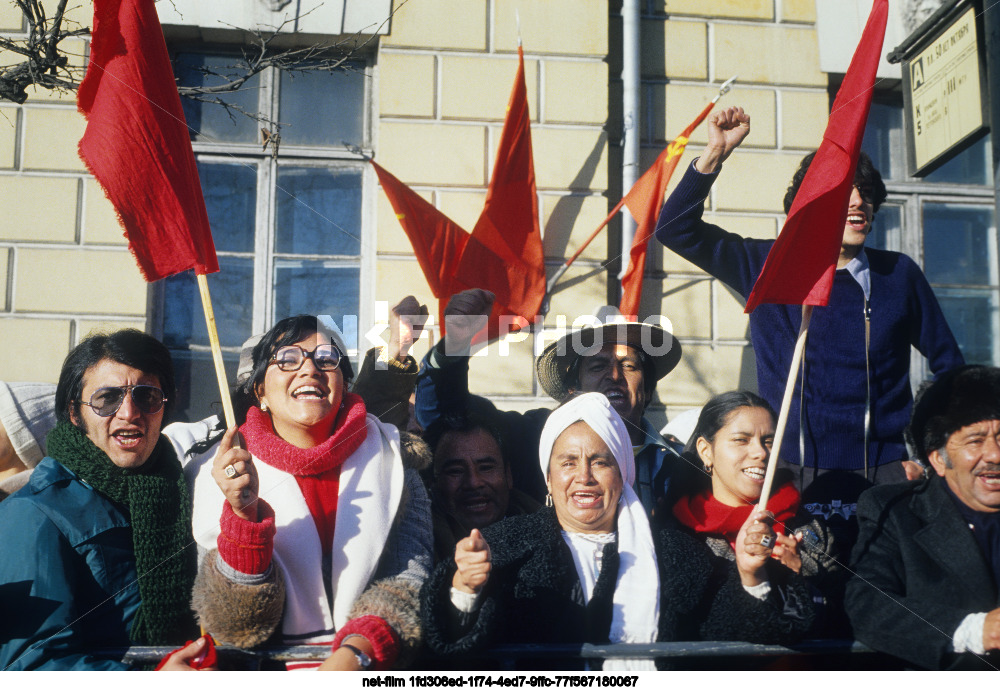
[240,393,369,552]
[672,480,801,548]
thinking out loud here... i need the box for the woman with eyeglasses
[179,315,432,670]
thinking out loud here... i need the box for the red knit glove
[332,616,400,670]
[217,498,276,574]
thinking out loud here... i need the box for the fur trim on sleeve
[191,548,285,648]
[348,577,423,668]
[399,431,432,472]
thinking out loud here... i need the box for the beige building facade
[1,0,989,429]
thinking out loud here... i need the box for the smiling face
[573,344,648,430]
[696,406,775,507]
[70,358,164,469]
[546,421,623,534]
[842,185,875,253]
[433,427,512,531]
[928,419,1000,513]
[257,331,344,448]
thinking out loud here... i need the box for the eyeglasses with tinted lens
[82,385,167,417]
[270,344,342,372]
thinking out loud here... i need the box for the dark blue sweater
[655,162,965,471]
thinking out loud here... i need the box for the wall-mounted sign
[897,1,988,177]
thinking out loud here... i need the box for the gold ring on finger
[224,464,238,479]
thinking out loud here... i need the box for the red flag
[744,0,887,313]
[453,45,545,339]
[375,47,544,341]
[619,101,714,318]
[78,0,218,280]
[371,161,470,298]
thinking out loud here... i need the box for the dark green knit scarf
[46,420,198,646]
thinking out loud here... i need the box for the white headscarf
[538,392,660,652]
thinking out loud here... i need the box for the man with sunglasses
[655,105,964,489]
[0,329,210,670]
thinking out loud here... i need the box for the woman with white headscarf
[421,393,813,668]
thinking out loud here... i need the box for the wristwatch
[340,642,374,670]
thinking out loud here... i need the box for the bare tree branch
[0,0,407,127]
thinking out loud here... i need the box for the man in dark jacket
[415,289,689,515]
[655,106,964,485]
[846,365,1000,669]
[425,409,540,561]
[0,330,210,670]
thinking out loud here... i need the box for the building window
[862,98,998,377]
[158,51,372,422]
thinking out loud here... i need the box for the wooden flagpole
[196,273,237,431]
[756,304,812,511]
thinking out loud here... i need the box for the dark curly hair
[783,150,887,215]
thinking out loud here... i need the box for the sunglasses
[270,344,342,372]
[81,385,167,417]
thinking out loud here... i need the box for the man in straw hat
[415,289,689,514]
[846,365,1000,669]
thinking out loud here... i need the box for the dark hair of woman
[55,328,176,425]
[233,314,355,423]
[679,390,776,495]
[188,315,355,458]
[782,150,887,215]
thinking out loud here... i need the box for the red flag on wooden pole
[77,0,237,435]
[78,0,218,280]
[618,101,714,318]
[744,0,888,313]
[746,0,889,511]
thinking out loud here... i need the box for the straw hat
[535,306,681,402]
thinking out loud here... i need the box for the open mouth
[459,498,492,512]
[976,471,1000,487]
[846,212,868,230]
[291,385,327,399]
[571,491,604,508]
[603,390,627,405]
[742,467,766,482]
[112,429,144,449]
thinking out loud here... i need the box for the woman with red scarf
[671,391,845,636]
[180,315,432,670]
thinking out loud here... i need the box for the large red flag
[453,45,545,339]
[619,101,714,317]
[78,0,218,280]
[371,161,470,298]
[744,0,887,313]
[376,47,544,340]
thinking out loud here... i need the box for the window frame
[863,93,998,381]
[148,45,378,421]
